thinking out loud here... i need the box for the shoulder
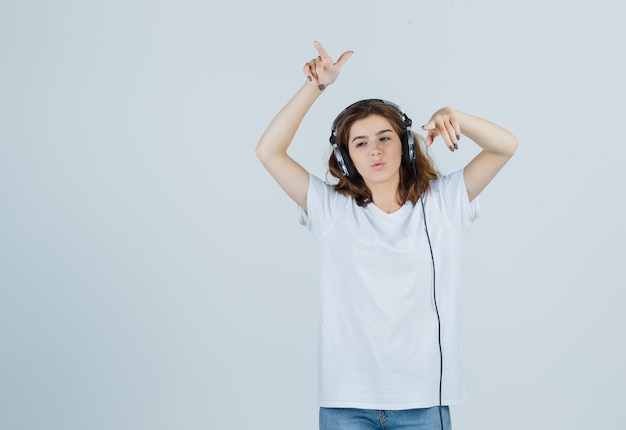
[429,169,465,195]
[300,174,353,231]
[427,169,467,199]
[308,174,338,202]
[308,174,355,209]
[427,168,479,229]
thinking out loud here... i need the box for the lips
[372,161,385,170]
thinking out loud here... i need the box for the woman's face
[347,114,403,187]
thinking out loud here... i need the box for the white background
[1,0,624,429]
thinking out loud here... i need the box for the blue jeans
[319,406,451,430]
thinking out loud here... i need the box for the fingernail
[456,135,461,140]
[449,146,455,152]
[454,143,458,150]
[318,84,326,91]
[307,76,312,82]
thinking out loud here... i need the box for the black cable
[413,163,444,430]
[421,195,443,430]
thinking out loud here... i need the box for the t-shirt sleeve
[432,168,479,233]
[298,174,343,236]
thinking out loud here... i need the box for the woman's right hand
[303,41,353,91]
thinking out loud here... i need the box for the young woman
[256,41,517,430]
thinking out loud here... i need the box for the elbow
[255,140,279,167]
[498,132,518,159]
[507,136,519,158]
[255,144,263,161]
[255,141,269,164]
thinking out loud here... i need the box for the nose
[370,142,382,156]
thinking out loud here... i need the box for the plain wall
[1,0,624,429]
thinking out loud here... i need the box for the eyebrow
[351,129,394,143]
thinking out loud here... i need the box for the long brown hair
[327,99,439,207]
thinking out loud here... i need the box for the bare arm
[256,84,322,211]
[422,107,518,202]
[255,41,353,212]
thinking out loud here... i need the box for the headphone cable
[413,163,444,430]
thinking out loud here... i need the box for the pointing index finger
[314,40,331,60]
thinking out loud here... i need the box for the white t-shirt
[298,169,479,410]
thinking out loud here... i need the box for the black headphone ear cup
[333,144,356,177]
[402,130,416,165]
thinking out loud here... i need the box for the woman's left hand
[422,107,461,152]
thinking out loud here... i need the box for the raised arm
[255,41,353,212]
[421,108,518,202]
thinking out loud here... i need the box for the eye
[355,141,366,148]
[380,136,391,142]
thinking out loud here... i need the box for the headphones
[329,99,416,177]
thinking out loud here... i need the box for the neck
[367,179,402,214]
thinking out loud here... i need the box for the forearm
[456,110,518,157]
[255,82,322,163]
